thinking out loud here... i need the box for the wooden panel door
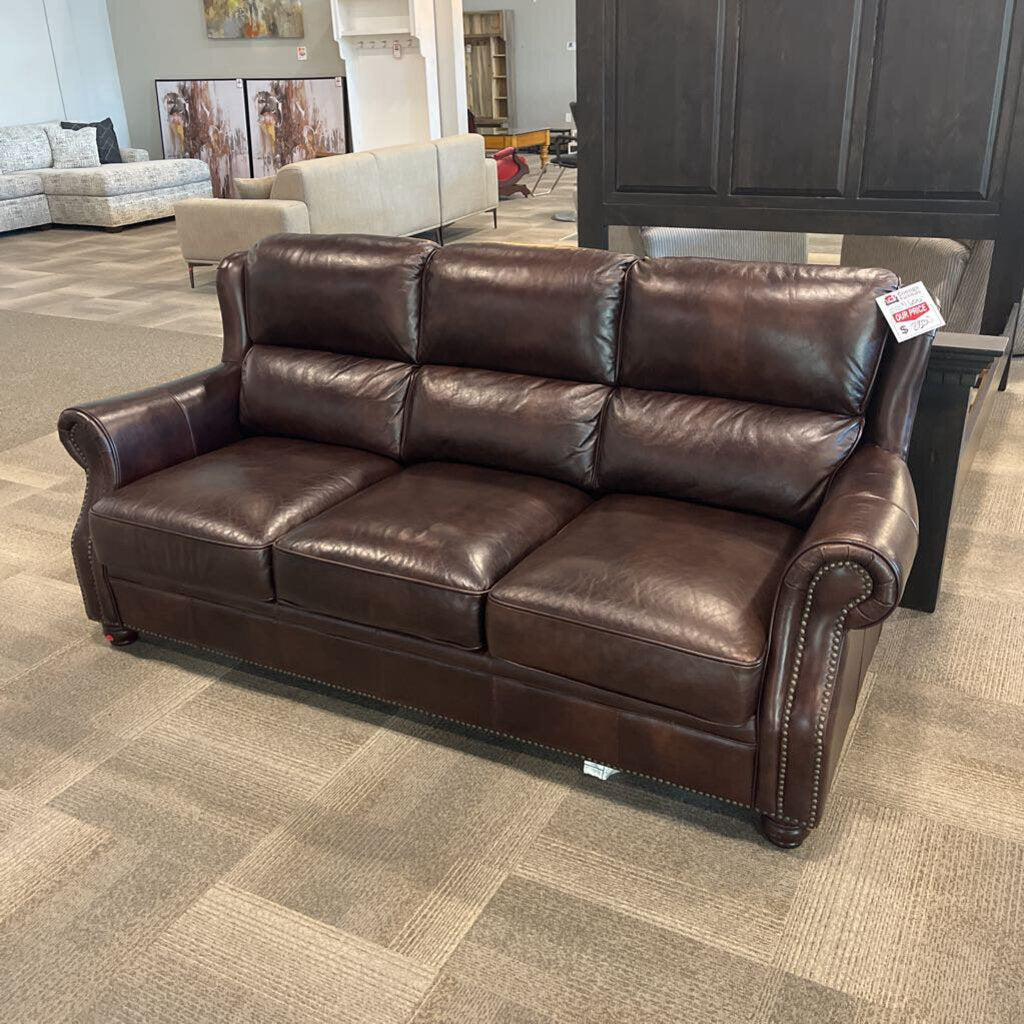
[860,0,1017,198]
[614,0,725,192]
[731,0,864,195]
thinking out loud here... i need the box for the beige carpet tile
[939,523,1024,600]
[0,841,229,1024]
[228,721,576,955]
[409,973,556,1024]
[444,873,772,1024]
[0,790,112,928]
[6,639,227,804]
[775,796,1024,1023]
[873,594,1024,705]
[0,572,86,682]
[951,466,1024,534]
[527,781,803,965]
[100,883,436,1024]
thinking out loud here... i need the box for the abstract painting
[203,0,304,39]
[156,79,252,198]
[245,78,348,177]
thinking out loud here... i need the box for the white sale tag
[876,281,945,342]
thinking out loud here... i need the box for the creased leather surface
[420,243,635,382]
[241,346,414,459]
[275,462,590,648]
[404,366,609,486]
[244,233,436,360]
[489,494,800,725]
[598,388,862,525]
[91,437,398,602]
[620,258,897,413]
[756,445,921,823]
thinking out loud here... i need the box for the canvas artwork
[156,79,251,198]
[203,0,304,39]
[246,78,348,177]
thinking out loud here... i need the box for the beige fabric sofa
[174,134,498,282]
[0,123,211,232]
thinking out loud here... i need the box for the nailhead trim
[64,424,104,615]
[775,560,873,826]
[125,625,757,815]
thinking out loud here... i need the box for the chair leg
[437,223,445,245]
[102,624,138,647]
[758,814,810,849]
[492,207,498,229]
[187,263,195,289]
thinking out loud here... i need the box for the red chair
[492,146,531,199]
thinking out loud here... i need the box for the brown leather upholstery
[241,348,414,459]
[420,243,634,382]
[60,234,934,846]
[245,233,435,360]
[620,258,896,413]
[91,437,397,602]
[275,462,590,648]
[488,495,800,725]
[404,367,609,486]
[597,388,862,524]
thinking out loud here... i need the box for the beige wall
[105,0,344,158]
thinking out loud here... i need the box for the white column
[332,0,468,151]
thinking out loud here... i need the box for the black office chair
[534,101,578,201]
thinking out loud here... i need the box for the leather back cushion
[598,389,862,524]
[620,259,897,414]
[241,346,413,459]
[404,366,609,486]
[244,233,436,360]
[420,243,634,382]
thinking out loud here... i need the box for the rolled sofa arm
[120,147,150,162]
[174,197,311,264]
[755,445,919,831]
[58,363,242,623]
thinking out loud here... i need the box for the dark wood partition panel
[577,0,1024,333]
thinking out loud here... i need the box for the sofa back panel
[598,389,862,525]
[420,244,635,383]
[271,152,386,233]
[620,259,897,415]
[0,123,55,173]
[244,233,436,361]
[240,346,413,459]
[372,142,442,235]
[405,366,609,486]
[863,329,934,459]
[434,133,490,223]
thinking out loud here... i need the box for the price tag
[876,281,945,341]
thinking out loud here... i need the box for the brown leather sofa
[59,234,931,847]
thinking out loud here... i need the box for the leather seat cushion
[487,495,801,726]
[91,437,398,602]
[274,462,591,649]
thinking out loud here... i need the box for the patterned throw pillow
[44,125,101,169]
[61,117,122,164]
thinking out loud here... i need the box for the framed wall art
[245,77,349,176]
[156,78,252,198]
[203,1,305,40]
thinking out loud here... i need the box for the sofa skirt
[108,577,759,810]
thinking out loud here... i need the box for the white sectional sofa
[174,133,498,282]
[0,123,211,232]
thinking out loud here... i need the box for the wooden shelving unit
[463,10,513,128]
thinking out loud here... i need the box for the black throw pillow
[60,117,122,164]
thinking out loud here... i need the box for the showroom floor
[0,176,1021,1021]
